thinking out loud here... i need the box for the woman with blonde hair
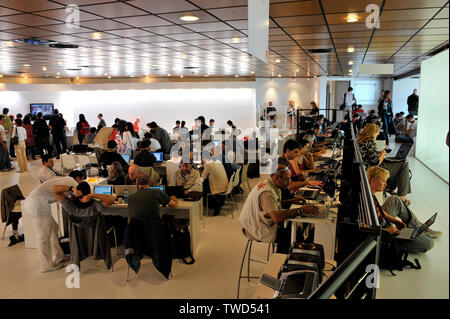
[357,123,412,205]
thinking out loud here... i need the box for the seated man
[39,154,64,183]
[133,139,157,167]
[396,114,417,144]
[201,150,229,216]
[393,113,404,135]
[175,160,203,195]
[128,174,178,220]
[125,164,144,185]
[83,127,97,144]
[99,140,128,169]
[239,166,320,253]
[368,166,439,254]
[107,161,125,185]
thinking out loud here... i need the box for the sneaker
[386,149,392,153]
[40,262,65,273]
[425,229,443,239]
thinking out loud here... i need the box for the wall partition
[415,49,449,183]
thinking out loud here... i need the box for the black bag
[379,236,421,276]
[11,128,19,146]
[162,215,195,265]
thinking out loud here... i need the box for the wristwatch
[297,207,303,216]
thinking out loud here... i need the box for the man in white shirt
[239,166,319,251]
[201,148,229,215]
[11,118,28,173]
[0,115,14,171]
[39,154,63,183]
[22,171,84,272]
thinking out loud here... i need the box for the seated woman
[367,166,438,254]
[289,139,319,179]
[357,124,412,205]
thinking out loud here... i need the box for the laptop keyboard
[398,228,414,239]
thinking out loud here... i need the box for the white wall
[392,77,420,115]
[255,77,320,108]
[416,50,449,182]
[1,78,320,133]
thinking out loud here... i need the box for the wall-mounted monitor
[30,103,54,117]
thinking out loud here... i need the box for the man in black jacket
[34,112,53,156]
[133,139,157,167]
[48,109,67,158]
[407,89,419,116]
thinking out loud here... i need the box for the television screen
[30,103,54,117]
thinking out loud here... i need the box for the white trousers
[34,215,64,272]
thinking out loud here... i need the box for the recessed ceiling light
[55,76,60,79]
[21,74,25,77]
[180,15,199,22]
[76,77,79,80]
[204,74,209,77]
[167,73,171,77]
[348,61,354,65]
[108,76,111,79]
[275,59,281,63]
[180,75,184,78]
[250,71,254,74]
[235,75,239,77]
[181,54,187,59]
[130,75,135,78]
[23,64,31,67]
[347,47,355,53]
[91,32,102,40]
[57,72,60,75]
[104,73,108,76]
[296,69,299,72]
[42,66,47,71]
[349,69,353,73]
[0,75,3,78]
[232,37,240,43]
[58,61,63,65]
[4,41,14,47]
[346,15,359,23]
[278,74,282,77]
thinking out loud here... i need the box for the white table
[286,204,338,260]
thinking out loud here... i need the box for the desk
[101,199,202,258]
[286,204,338,260]
[252,253,337,299]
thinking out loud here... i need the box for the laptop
[121,153,131,163]
[396,213,438,240]
[114,185,137,196]
[393,143,413,160]
[94,185,113,195]
[151,152,164,163]
[296,170,331,200]
[166,186,185,198]
[150,185,165,192]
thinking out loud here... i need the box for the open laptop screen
[151,152,164,162]
[94,185,113,195]
[150,186,165,192]
[121,153,131,163]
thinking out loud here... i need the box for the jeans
[52,133,67,155]
[383,159,411,196]
[0,145,12,170]
[36,135,53,156]
[382,196,434,253]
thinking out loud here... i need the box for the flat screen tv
[30,103,54,117]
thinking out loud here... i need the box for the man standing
[1,108,13,156]
[148,122,172,154]
[34,112,52,156]
[0,115,14,171]
[407,89,419,116]
[97,114,106,128]
[22,171,84,272]
[49,109,67,159]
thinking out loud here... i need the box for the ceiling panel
[114,15,173,27]
[0,13,61,26]
[0,0,63,12]
[81,2,148,18]
[128,0,197,14]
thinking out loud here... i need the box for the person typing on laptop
[368,166,438,254]
[100,140,129,170]
[175,160,203,195]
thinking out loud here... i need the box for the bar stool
[237,229,276,299]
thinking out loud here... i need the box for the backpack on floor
[162,215,195,265]
[379,236,421,276]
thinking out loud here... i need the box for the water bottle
[123,189,128,204]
